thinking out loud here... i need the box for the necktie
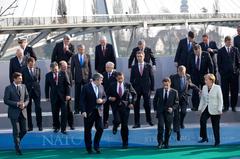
[228,47,230,53]
[80,55,83,66]
[140,64,143,76]
[196,56,200,70]
[108,73,111,79]
[188,42,191,51]
[102,46,106,56]
[30,68,34,78]
[118,83,122,97]
[54,72,58,84]
[94,85,99,98]
[16,85,21,96]
[63,46,67,53]
[164,90,168,105]
[180,77,185,91]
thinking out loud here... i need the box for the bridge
[0,13,240,57]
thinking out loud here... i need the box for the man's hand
[152,65,156,71]
[65,45,69,51]
[207,48,213,52]
[18,101,25,109]
[168,107,173,113]
[128,104,134,109]
[175,62,178,67]
[81,112,87,118]
[109,97,116,102]
[96,98,103,104]
[66,96,71,101]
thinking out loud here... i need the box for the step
[1,123,240,150]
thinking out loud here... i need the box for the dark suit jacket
[174,38,195,68]
[153,88,179,118]
[102,71,117,95]
[9,56,26,83]
[4,83,29,119]
[45,71,71,102]
[107,82,137,107]
[80,83,106,114]
[128,47,156,68]
[170,74,199,102]
[234,35,240,51]
[188,51,213,85]
[217,46,240,76]
[95,43,116,73]
[130,63,154,92]
[51,41,75,64]
[24,46,37,61]
[71,53,92,84]
[22,67,41,97]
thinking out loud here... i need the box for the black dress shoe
[223,108,229,112]
[28,128,33,132]
[181,124,185,129]
[191,108,198,111]
[164,144,169,149]
[122,145,128,149]
[112,126,118,135]
[177,131,181,141]
[94,148,101,154]
[61,130,67,135]
[87,149,93,154]
[16,148,22,155]
[74,111,80,114]
[70,126,75,130]
[214,142,220,147]
[104,123,109,129]
[232,108,237,112]
[132,124,140,128]
[198,138,208,143]
[38,127,43,131]
[53,129,59,133]
[148,121,154,126]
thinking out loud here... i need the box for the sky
[1,0,240,17]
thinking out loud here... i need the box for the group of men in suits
[174,30,240,113]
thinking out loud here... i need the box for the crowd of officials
[4,25,240,155]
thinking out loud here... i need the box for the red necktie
[118,83,122,97]
[54,72,58,83]
[140,64,143,76]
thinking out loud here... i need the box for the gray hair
[50,62,58,69]
[16,47,24,53]
[92,73,103,81]
[77,44,85,49]
[63,34,71,40]
[99,36,107,41]
[105,61,115,67]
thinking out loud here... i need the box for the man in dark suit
[188,44,213,111]
[128,39,156,70]
[199,34,218,78]
[174,31,195,70]
[80,73,106,154]
[234,26,240,51]
[18,38,37,62]
[95,36,116,74]
[4,72,29,155]
[102,61,117,129]
[60,60,74,130]
[108,72,137,149]
[153,77,179,149]
[51,34,75,65]
[170,65,200,141]
[217,36,240,112]
[22,57,42,131]
[130,51,154,128]
[71,44,92,114]
[45,62,71,134]
[9,48,26,83]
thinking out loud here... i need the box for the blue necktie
[180,77,185,91]
[188,42,191,51]
[80,55,83,66]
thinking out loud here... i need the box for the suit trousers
[27,90,42,129]
[67,99,74,127]
[157,111,173,145]
[112,105,130,146]
[134,90,152,124]
[84,109,103,151]
[74,83,83,113]
[51,96,67,131]
[10,112,27,148]
[173,97,188,132]
[200,107,221,144]
[220,73,239,110]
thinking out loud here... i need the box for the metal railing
[0,13,240,27]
